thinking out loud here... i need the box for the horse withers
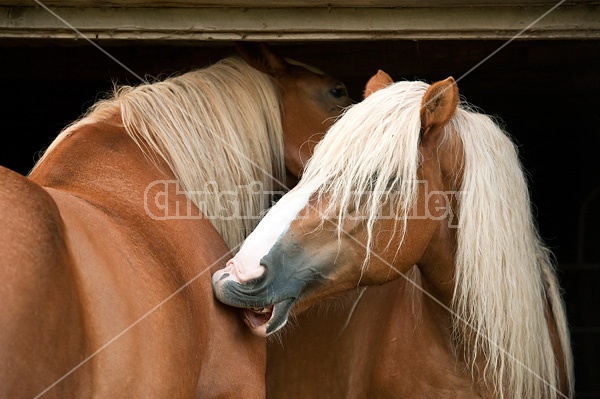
[0,42,351,398]
[213,71,574,398]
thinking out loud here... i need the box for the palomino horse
[213,72,574,398]
[0,42,351,398]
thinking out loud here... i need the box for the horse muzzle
[212,239,324,336]
[212,269,297,337]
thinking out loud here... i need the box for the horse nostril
[218,272,230,282]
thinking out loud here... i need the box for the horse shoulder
[154,209,268,398]
[0,165,88,397]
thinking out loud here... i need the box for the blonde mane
[297,81,574,399]
[33,56,286,249]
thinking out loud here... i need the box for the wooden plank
[0,1,595,7]
[1,4,598,41]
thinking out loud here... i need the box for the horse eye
[330,85,348,99]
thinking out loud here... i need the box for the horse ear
[363,70,394,99]
[235,41,287,77]
[420,77,459,145]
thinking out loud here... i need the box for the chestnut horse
[0,42,351,398]
[214,72,574,398]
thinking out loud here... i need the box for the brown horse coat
[0,42,351,398]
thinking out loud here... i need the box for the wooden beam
[0,1,595,7]
[1,4,599,41]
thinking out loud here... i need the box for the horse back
[0,165,89,398]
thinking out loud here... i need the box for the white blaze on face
[213,188,312,286]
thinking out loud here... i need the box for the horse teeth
[251,307,269,313]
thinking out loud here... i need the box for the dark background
[1,39,598,397]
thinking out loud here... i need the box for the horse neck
[30,101,279,250]
[415,224,457,308]
[417,117,573,399]
[412,131,463,307]
[30,108,172,205]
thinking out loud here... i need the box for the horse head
[212,73,460,335]
[236,42,352,188]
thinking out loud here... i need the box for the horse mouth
[242,299,294,337]
[244,306,274,328]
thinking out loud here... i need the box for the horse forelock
[39,56,286,250]
[297,80,427,267]
[296,80,573,399]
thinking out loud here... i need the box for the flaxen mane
[33,57,286,249]
[296,80,574,399]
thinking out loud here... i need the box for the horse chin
[243,299,295,337]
